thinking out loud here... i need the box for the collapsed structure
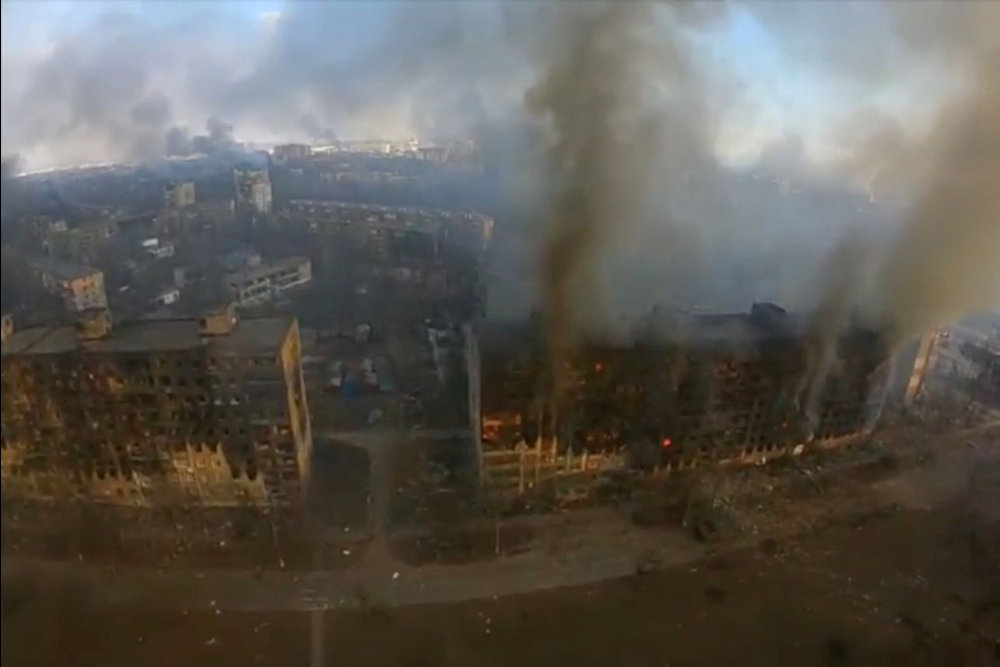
[279,199,492,310]
[0,305,312,508]
[472,303,889,501]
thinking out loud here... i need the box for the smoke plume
[874,57,1000,340]
[788,2,1000,342]
[526,3,662,388]
[3,0,996,339]
[0,8,245,168]
[165,116,240,157]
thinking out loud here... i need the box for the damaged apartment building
[0,304,313,509]
[472,303,889,502]
[234,167,273,215]
[18,255,109,315]
[44,217,118,263]
[280,199,492,305]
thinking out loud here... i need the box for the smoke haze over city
[2,5,1000,663]
[2,1,998,336]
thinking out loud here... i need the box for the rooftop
[479,304,817,357]
[1,316,293,358]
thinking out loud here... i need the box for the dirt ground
[4,458,998,667]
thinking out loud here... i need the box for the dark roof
[2,316,293,358]
[478,304,804,356]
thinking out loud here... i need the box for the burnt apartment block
[475,304,888,497]
[0,306,312,508]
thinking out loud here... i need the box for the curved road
[4,424,996,614]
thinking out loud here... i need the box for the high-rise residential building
[234,168,273,214]
[164,180,196,208]
[0,305,312,508]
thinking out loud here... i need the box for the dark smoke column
[875,58,1000,341]
[527,3,661,394]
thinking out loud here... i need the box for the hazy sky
[0,1,963,171]
[2,1,995,332]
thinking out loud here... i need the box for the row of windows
[11,354,279,376]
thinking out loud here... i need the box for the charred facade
[475,304,889,500]
[1,306,312,508]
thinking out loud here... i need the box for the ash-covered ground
[3,421,998,666]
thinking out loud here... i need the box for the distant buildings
[234,168,273,214]
[164,180,196,208]
[272,144,312,162]
[0,305,312,507]
[283,199,494,252]
[225,256,312,306]
[312,138,419,156]
[154,200,236,235]
[140,237,175,260]
[15,216,68,253]
[24,255,108,313]
[45,218,118,262]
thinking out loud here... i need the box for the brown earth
[4,466,998,666]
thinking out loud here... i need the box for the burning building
[473,303,889,501]
[0,305,312,508]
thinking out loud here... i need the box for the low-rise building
[152,289,181,308]
[140,237,175,260]
[226,256,312,306]
[45,218,118,262]
[24,255,109,313]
